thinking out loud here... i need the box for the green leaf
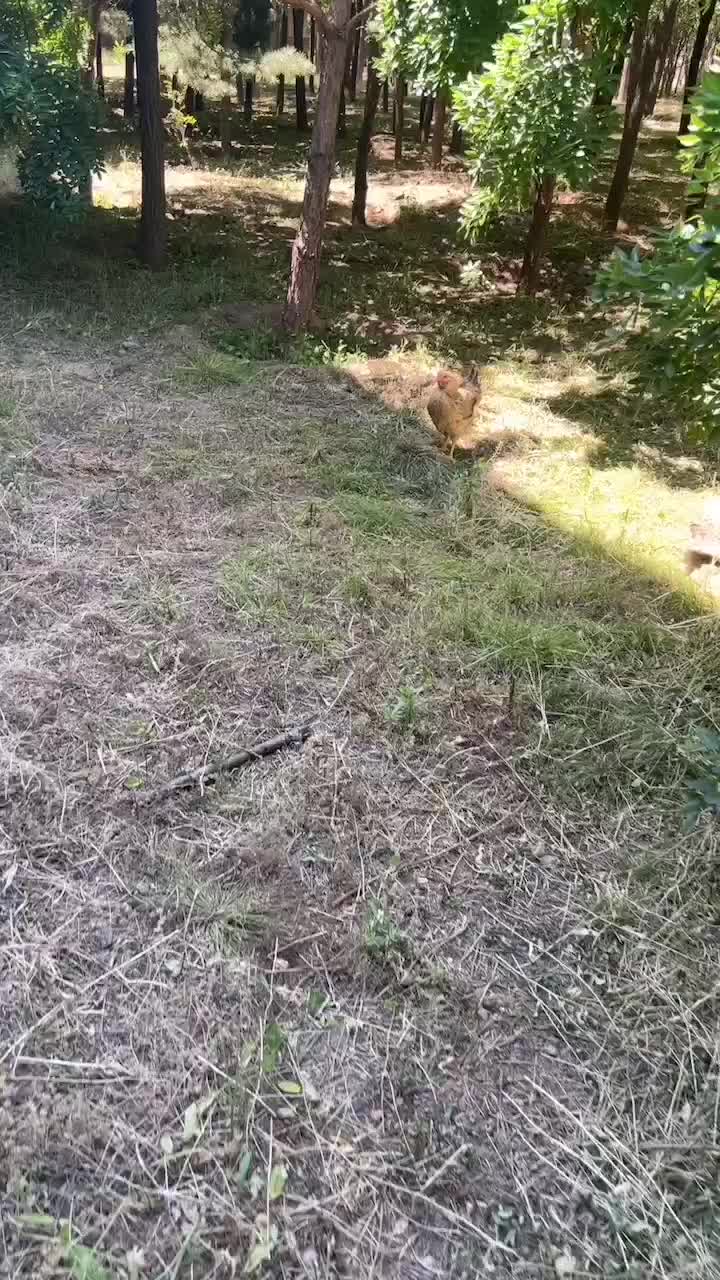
[262,1023,286,1074]
[268,1163,288,1200]
[245,1222,278,1273]
[15,1213,55,1234]
[67,1245,111,1280]
[277,1079,303,1096]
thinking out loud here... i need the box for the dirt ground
[1,309,719,1280]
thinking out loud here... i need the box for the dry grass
[1,318,720,1279]
[2,95,720,1280]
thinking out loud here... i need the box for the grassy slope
[1,89,720,1279]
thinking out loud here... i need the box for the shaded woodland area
[1,1,720,1278]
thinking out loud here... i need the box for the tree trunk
[337,83,346,135]
[352,44,380,226]
[518,174,556,294]
[679,0,718,136]
[449,120,463,154]
[123,48,135,116]
[244,76,254,123]
[79,0,102,202]
[184,84,195,138]
[277,7,288,115]
[393,74,404,164]
[220,94,233,152]
[309,16,316,92]
[431,89,447,168]
[95,33,105,97]
[382,78,389,112]
[604,0,656,230]
[284,15,350,332]
[293,7,309,131]
[417,93,427,140]
[661,37,682,95]
[644,1,679,116]
[134,0,167,270]
[422,94,434,143]
[349,19,361,100]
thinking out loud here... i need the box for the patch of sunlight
[485,358,628,405]
[95,161,303,211]
[490,450,718,607]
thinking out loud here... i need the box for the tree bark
[349,19,361,100]
[518,174,556,294]
[293,7,309,131]
[382,78,389,112]
[604,0,656,230]
[284,9,351,333]
[431,89,447,168]
[422,94,434,143]
[309,16,316,92]
[277,7,288,115]
[679,0,718,136]
[123,48,135,116]
[220,94,233,152]
[134,0,167,270]
[393,74,404,164]
[184,84,195,138]
[417,93,427,140]
[95,33,105,97]
[644,1,679,116]
[244,76,254,123]
[449,120,463,154]
[337,83,346,135]
[352,43,380,226]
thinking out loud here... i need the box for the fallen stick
[145,721,315,802]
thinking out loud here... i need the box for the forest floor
[1,91,720,1280]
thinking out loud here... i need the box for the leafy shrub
[454,1,603,234]
[0,24,104,212]
[595,72,720,443]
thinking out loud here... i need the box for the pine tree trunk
[382,78,389,112]
[123,48,135,116]
[352,45,380,226]
[134,0,167,270]
[393,74,404,164]
[604,0,656,230]
[337,84,346,135]
[679,0,718,136]
[95,33,105,97]
[284,17,350,332]
[518,174,555,294]
[244,77,254,123]
[293,8,308,131]
[431,89,447,168]
[309,16,316,93]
